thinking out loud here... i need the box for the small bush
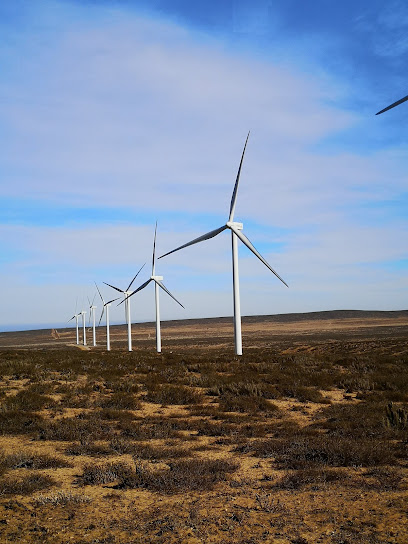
[218,394,280,414]
[245,435,396,468]
[385,402,408,430]
[0,411,43,436]
[33,491,92,506]
[145,385,203,405]
[1,390,54,411]
[0,474,56,496]
[80,462,129,485]
[37,416,111,441]
[279,386,330,404]
[65,441,112,457]
[275,468,345,489]
[0,450,71,469]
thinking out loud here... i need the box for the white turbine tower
[68,313,80,345]
[95,283,119,351]
[68,298,80,345]
[123,223,184,353]
[80,310,87,346]
[87,295,97,347]
[160,132,288,356]
[104,264,145,352]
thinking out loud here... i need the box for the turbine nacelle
[151,275,163,281]
[226,221,243,230]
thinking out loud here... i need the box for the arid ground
[0,310,407,543]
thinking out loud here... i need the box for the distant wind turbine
[104,264,145,352]
[123,223,184,353]
[159,132,288,355]
[80,310,87,346]
[87,294,97,347]
[68,298,80,345]
[376,94,408,115]
[95,283,119,351]
[68,313,80,345]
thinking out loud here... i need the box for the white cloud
[1,1,408,330]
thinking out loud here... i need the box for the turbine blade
[230,226,289,288]
[95,282,106,304]
[152,221,158,276]
[87,296,91,307]
[229,132,250,222]
[122,278,152,304]
[127,263,146,291]
[376,94,408,115]
[75,296,78,314]
[155,279,184,308]
[159,225,227,259]
[98,307,105,327]
[106,297,120,306]
[92,293,96,305]
[68,315,75,322]
[104,282,124,294]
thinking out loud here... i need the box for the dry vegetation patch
[0,330,407,543]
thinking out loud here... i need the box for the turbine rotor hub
[226,221,243,230]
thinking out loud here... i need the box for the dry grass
[0,317,407,543]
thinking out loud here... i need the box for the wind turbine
[95,283,119,351]
[68,313,80,345]
[104,264,145,352]
[159,132,288,356]
[80,310,87,346]
[68,298,80,345]
[123,223,184,353]
[376,94,408,115]
[87,295,97,347]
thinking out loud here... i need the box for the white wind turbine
[80,309,87,346]
[159,132,288,355]
[95,283,119,351]
[104,264,145,352]
[87,294,97,347]
[123,223,184,353]
[68,311,80,345]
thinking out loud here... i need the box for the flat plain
[0,310,407,543]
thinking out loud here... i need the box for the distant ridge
[1,309,408,335]
[161,309,408,328]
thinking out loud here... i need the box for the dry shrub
[0,410,43,436]
[1,390,54,411]
[246,435,396,468]
[275,467,345,489]
[0,450,71,469]
[79,457,238,492]
[145,384,203,405]
[33,491,92,506]
[314,401,389,437]
[0,474,56,496]
[218,394,280,414]
[278,385,330,404]
[80,461,129,485]
[385,402,408,430]
[119,420,182,440]
[208,381,280,400]
[150,458,238,492]
[36,416,111,441]
[65,441,112,457]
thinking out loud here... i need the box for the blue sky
[1,0,407,331]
